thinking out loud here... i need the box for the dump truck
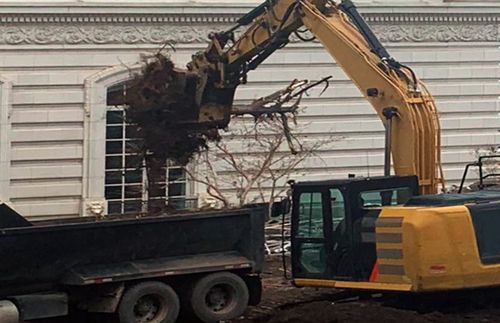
[0,204,265,323]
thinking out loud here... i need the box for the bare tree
[185,114,332,210]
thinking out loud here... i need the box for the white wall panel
[10,182,82,199]
[11,164,82,180]
[0,2,496,217]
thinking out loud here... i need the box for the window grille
[105,83,195,215]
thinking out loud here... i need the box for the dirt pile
[124,53,220,166]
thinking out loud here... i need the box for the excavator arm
[186,0,444,194]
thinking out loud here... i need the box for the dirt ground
[34,255,500,323]
[233,256,500,323]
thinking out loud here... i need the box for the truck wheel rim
[134,294,167,322]
[205,284,235,313]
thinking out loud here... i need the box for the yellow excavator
[179,0,500,293]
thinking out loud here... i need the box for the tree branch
[184,166,230,208]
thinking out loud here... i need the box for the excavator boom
[185,0,444,194]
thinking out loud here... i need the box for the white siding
[0,3,497,218]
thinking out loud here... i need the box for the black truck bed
[0,205,266,297]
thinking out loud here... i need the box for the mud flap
[9,292,67,321]
[244,275,262,306]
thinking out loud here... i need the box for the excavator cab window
[297,192,324,239]
[359,187,413,208]
[291,176,419,282]
[292,186,350,280]
[295,191,328,274]
[331,189,346,232]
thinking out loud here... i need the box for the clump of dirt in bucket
[125,53,220,166]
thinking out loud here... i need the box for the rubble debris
[265,217,291,255]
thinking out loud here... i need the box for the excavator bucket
[125,54,233,131]
[173,68,233,129]
[161,68,232,129]
[189,75,237,129]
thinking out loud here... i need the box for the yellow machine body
[295,203,500,292]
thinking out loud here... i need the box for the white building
[0,0,497,219]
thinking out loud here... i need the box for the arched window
[104,83,194,215]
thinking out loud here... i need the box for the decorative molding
[372,24,498,42]
[0,10,500,24]
[0,14,237,24]
[0,11,498,45]
[366,13,500,23]
[0,26,228,45]
[0,12,498,24]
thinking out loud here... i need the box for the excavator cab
[289,176,418,282]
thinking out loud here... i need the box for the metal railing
[458,155,500,193]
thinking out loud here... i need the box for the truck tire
[189,272,249,323]
[118,281,180,323]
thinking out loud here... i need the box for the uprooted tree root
[124,53,220,212]
[125,53,220,166]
